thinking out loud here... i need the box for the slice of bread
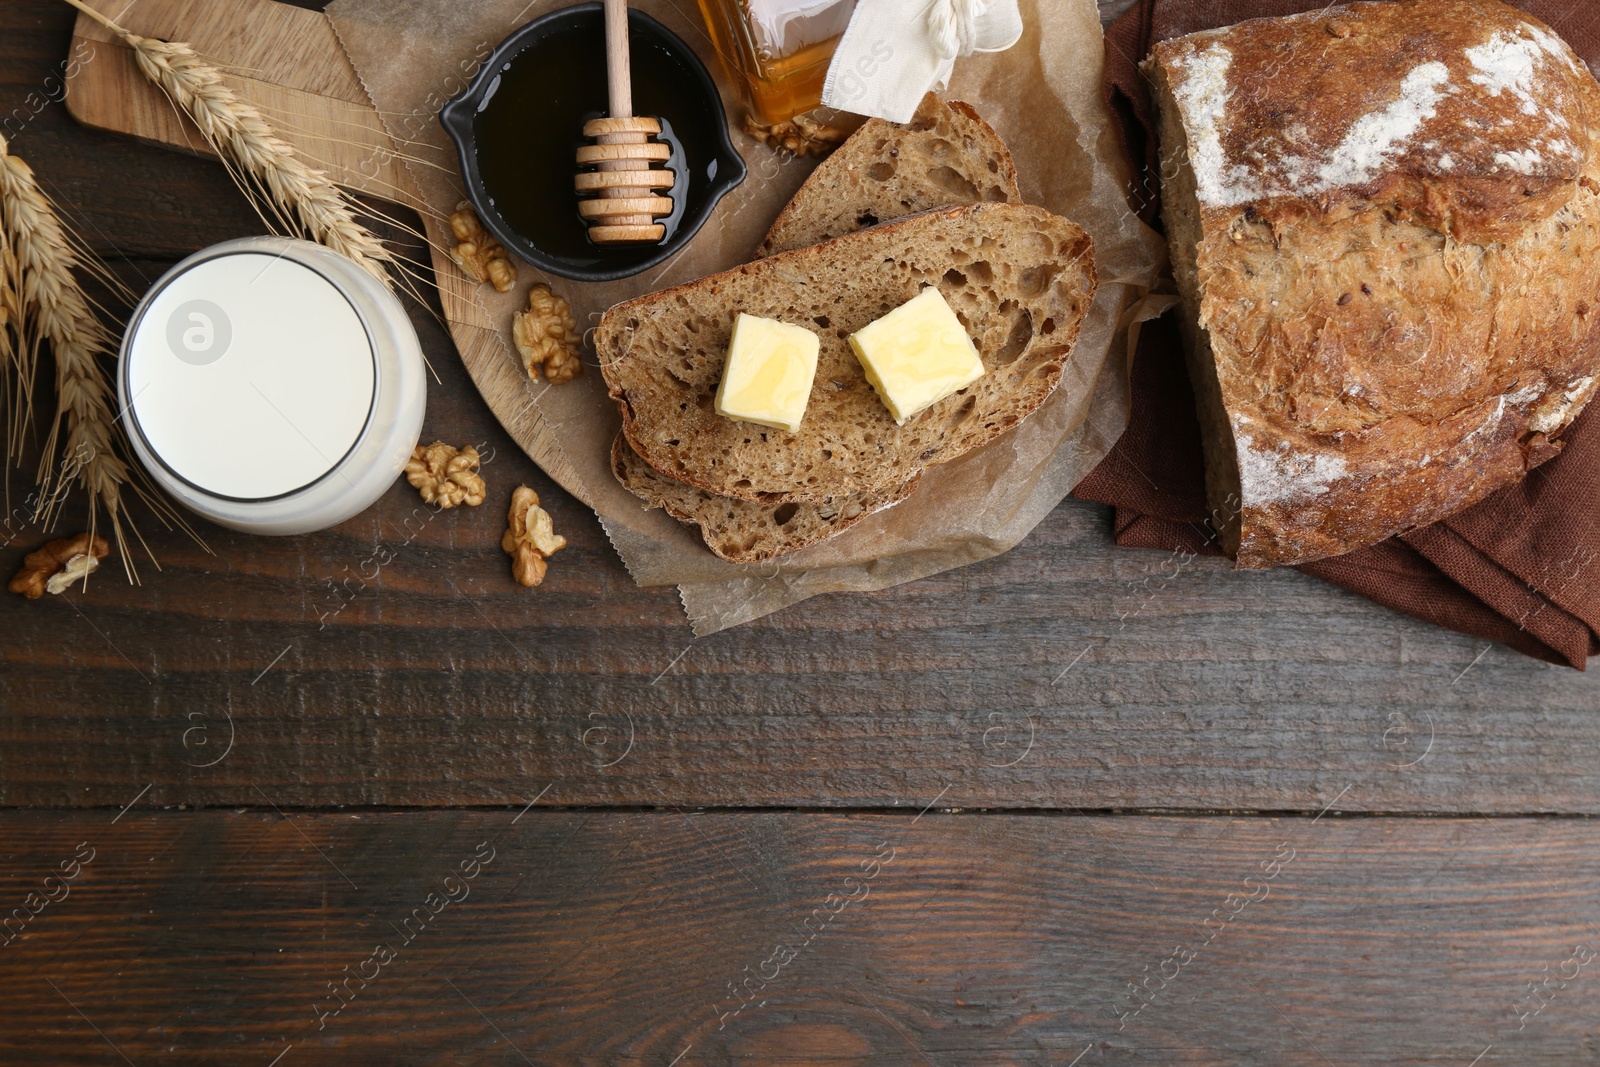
[611,433,920,562]
[598,202,1097,504]
[611,96,1021,562]
[759,95,1022,256]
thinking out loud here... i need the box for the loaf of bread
[610,96,1022,562]
[1145,0,1600,568]
[598,202,1096,505]
[759,94,1021,256]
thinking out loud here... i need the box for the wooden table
[3,1,1599,1063]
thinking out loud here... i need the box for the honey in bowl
[466,7,728,275]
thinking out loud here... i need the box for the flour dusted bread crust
[1146,0,1600,568]
[598,202,1096,505]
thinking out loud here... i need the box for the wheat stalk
[63,0,395,286]
[0,202,23,463]
[0,131,139,572]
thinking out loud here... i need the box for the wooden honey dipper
[576,0,675,244]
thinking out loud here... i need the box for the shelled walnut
[512,284,582,385]
[448,201,516,293]
[742,111,847,157]
[501,485,566,587]
[9,533,109,599]
[405,441,486,508]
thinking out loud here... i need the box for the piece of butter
[714,313,819,433]
[849,288,985,425]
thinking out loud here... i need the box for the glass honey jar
[696,0,858,125]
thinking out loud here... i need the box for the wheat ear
[0,200,24,464]
[0,132,138,571]
[63,0,394,286]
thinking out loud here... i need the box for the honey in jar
[696,0,857,125]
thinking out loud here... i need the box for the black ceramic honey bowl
[440,3,746,283]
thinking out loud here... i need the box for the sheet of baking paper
[327,0,1164,636]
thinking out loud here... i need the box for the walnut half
[449,201,516,293]
[405,441,486,508]
[513,284,582,385]
[743,111,847,158]
[501,485,567,587]
[9,532,109,599]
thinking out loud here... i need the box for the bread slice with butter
[599,202,1096,505]
[612,97,1029,561]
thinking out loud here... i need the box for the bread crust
[597,202,1097,505]
[758,94,1022,256]
[1147,0,1600,568]
[610,433,920,562]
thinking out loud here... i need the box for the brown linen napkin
[1075,0,1600,668]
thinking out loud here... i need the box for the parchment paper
[327,0,1164,635]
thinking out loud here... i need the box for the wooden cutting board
[63,0,585,499]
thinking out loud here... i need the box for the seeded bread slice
[611,434,921,562]
[598,202,1097,504]
[759,95,1021,256]
[611,97,1021,561]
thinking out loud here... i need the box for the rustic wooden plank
[63,14,421,209]
[0,6,293,258]
[1,810,1597,1065]
[0,287,1597,812]
[2,316,1596,815]
[1,0,1598,813]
